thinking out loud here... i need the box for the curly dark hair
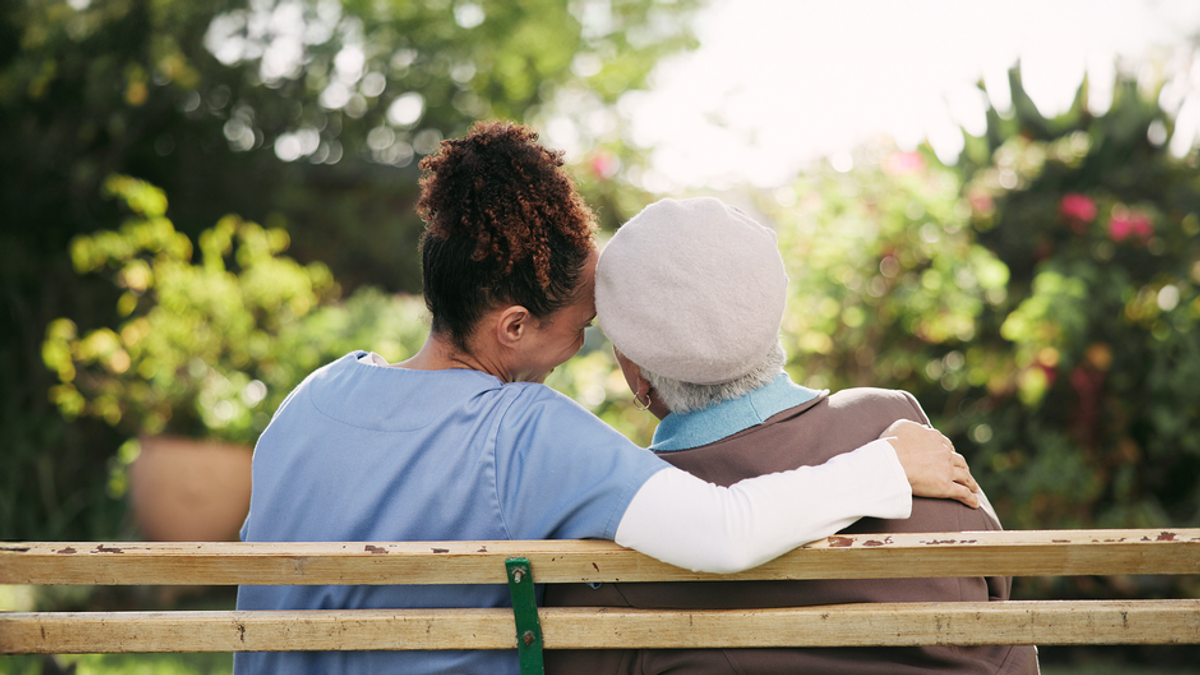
[416,120,596,353]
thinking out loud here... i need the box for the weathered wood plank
[0,608,518,654]
[3,600,1197,653]
[3,529,1198,586]
[543,600,1200,649]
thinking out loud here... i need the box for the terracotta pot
[128,435,253,542]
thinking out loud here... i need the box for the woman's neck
[400,332,508,381]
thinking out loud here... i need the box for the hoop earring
[633,391,652,411]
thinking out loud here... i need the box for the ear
[613,346,651,397]
[493,305,532,348]
[643,382,671,420]
[632,372,652,400]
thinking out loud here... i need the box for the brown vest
[544,387,1039,675]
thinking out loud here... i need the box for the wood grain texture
[4,529,1198,655]
[3,529,1198,586]
[3,600,1197,654]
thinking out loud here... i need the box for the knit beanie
[595,197,787,385]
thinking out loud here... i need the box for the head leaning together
[415,120,597,381]
[597,197,789,413]
[415,120,598,383]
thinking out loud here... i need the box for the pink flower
[1108,209,1153,243]
[589,151,620,180]
[1058,193,1096,234]
[884,152,924,175]
[968,190,994,216]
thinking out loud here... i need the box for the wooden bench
[3,528,1199,671]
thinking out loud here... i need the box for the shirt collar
[651,373,823,452]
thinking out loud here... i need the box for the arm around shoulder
[614,439,912,574]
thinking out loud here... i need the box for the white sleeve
[613,439,912,574]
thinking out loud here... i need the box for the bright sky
[621,0,1200,190]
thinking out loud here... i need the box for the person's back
[236,352,670,674]
[545,386,1038,674]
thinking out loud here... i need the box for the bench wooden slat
[3,529,1198,586]
[3,600,1197,654]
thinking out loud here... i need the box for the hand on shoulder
[880,419,980,509]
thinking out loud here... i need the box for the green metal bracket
[506,557,545,675]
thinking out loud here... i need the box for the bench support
[506,557,544,675]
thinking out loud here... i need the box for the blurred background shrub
[3,0,1198,628]
[555,72,1200,556]
[39,175,430,527]
[2,0,695,542]
[749,71,1199,610]
[43,175,340,446]
[4,1,1200,671]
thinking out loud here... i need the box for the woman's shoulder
[495,382,646,455]
[496,381,597,419]
[825,387,926,422]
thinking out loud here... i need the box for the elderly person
[235,123,980,675]
[544,197,1039,675]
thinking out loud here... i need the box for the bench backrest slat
[4,528,1198,655]
[4,529,1198,586]
[4,600,1198,654]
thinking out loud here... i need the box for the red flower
[1069,364,1106,451]
[1037,362,1058,388]
[1058,193,1096,234]
[1108,209,1153,243]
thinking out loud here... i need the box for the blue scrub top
[235,352,666,675]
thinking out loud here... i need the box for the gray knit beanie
[595,197,787,385]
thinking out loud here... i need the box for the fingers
[947,482,981,509]
[916,460,980,509]
[928,428,980,496]
[886,419,982,507]
[950,454,980,493]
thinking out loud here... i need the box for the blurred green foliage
[3,0,698,290]
[4,1,1198,622]
[8,1,1195,668]
[553,68,1200,560]
[7,60,1200,670]
[960,71,1200,536]
[720,70,1200,608]
[0,653,233,675]
[41,174,430,506]
[1,0,698,541]
[751,70,1200,535]
[43,175,339,445]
